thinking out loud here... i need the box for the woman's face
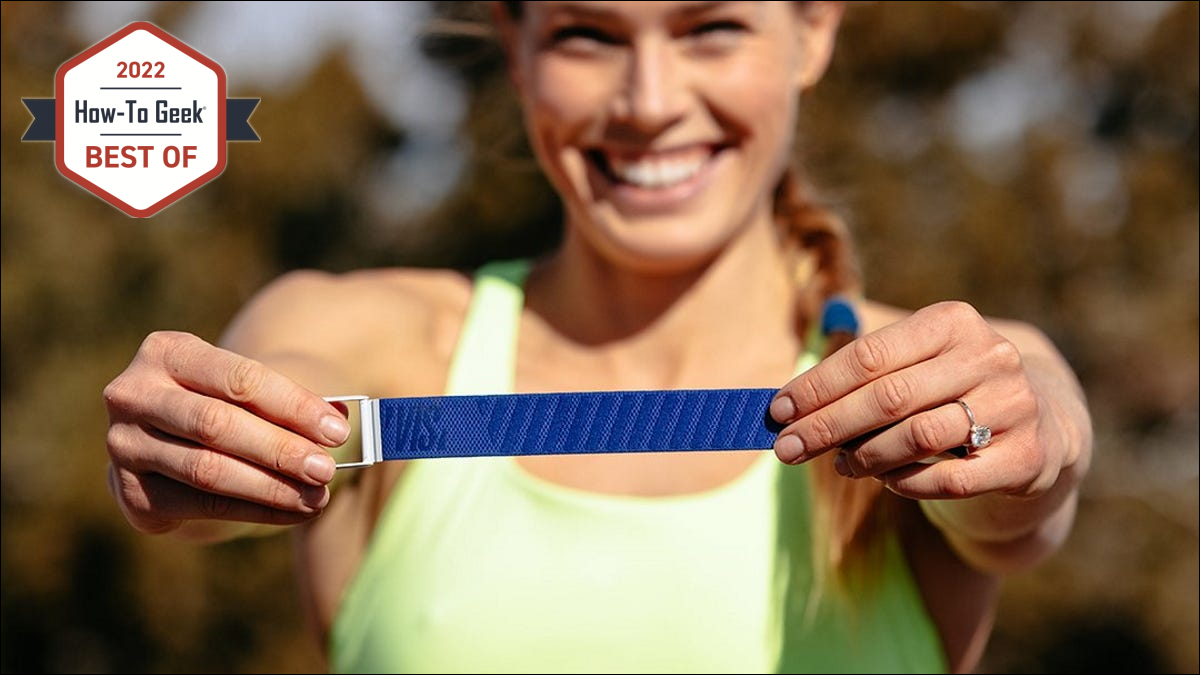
[502,1,842,273]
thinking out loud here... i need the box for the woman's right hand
[103,331,350,536]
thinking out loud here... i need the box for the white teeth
[607,153,708,188]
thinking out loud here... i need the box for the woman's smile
[585,143,728,214]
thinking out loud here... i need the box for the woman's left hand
[769,300,1083,504]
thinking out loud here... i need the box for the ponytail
[773,166,860,335]
[772,167,889,596]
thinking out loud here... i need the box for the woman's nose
[614,37,689,134]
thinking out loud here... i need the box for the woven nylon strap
[372,388,782,461]
[331,297,858,467]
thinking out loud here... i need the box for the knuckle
[184,449,227,491]
[875,375,914,418]
[113,469,147,512]
[987,339,1023,372]
[105,424,133,460]
[115,476,157,526]
[1028,467,1057,497]
[848,444,880,474]
[267,479,301,510]
[191,400,231,448]
[939,300,980,324]
[938,463,975,499]
[225,358,266,402]
[793,375,826,412]
[805,412,841,451]
[851,332,891,375]
[141,330,188,360]
[159,332,209,380]
[111,470,179,534]
[1012,437,1053,497]
[103,374,157,416]
[287,390,324,429]
[272,439,309,474]
[137,331,167,359]
[102,377,133,413]
[910,413,952,453]
[1012,386,1039,421]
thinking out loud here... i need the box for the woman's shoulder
[221,266,477,392]
[257,265,472,309]
[232,266,473,337]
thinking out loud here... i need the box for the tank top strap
[444,259,530,396]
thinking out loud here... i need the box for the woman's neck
[524,215,801,389]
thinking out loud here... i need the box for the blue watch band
[331,389,783,467]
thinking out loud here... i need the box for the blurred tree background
[2,1,1196,672]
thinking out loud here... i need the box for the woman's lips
[587,144,725,213]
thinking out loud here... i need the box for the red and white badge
[22,21,258,218]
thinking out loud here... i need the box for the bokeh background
[2,1,1196,672]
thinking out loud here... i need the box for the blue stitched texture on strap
[378,389,784,459]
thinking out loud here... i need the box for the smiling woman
[504,0,828,274]
[101,2,1093,673]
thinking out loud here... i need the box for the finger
[771,318,947,426]
[876,445,1040,501]
[834,401,988,478]
[771,303,987,425]
[151,332,349,447]
[116,386,337,486]
[108,421,331,511]
[110,465,324,534]
[773,356,980,463]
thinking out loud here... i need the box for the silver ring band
[955,399,992,452]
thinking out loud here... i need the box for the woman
[103,2,1092,672]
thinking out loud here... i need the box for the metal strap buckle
[323,395,382,469]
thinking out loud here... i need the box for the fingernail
[304,453,336,483]
[774,434,806,464]
[834,451,853,477]
[769,395,796,423]
[300,484,330,510]
[320,414,350,445]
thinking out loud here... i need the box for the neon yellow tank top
[330,260,947,673]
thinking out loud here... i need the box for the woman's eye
[684,19,749,52]
[691,20,747,38]
[551,25,619,47]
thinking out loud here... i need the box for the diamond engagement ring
[955,399,992,452]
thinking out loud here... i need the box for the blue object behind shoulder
[821,296,860,337]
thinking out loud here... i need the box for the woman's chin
[588,231,728,277]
